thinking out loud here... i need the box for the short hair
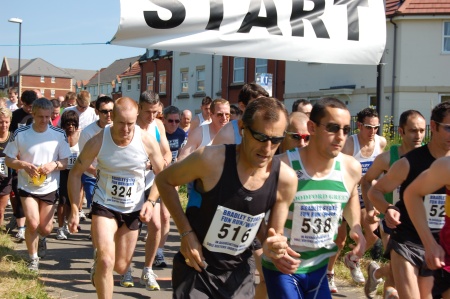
[230,104,241,116]
[21,90,38,106]
[431,101,450,124]
[310,97,348,125]
[95,96,114,110]
[292,99,310,112]
[77,91,91,106]
[32,98,53,113]
[238,83,269,106]
[399,110,425,129]
[61,109,79,129]
[65,91,77,102]
[8,87,18,95]
[241,97,288,129]
[356,107,378,123]
[139,90,160,106]
[210,98,229,114]
[201,96,212,107]
[163,105,180,118]
[113,97,138,115]
[0,106,12,119]
[51,99,61,108]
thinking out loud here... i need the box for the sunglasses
[318,123,351,135]
[99,109,113,115]
[216,112,230,118]
[285,131,310,142]
[167,119,180,124]
[246,127,285,144]
[435,121,450,133]
[362,123,380,129]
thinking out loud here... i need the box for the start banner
[111,0,386,65]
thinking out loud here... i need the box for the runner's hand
[424,242,446,270]
[263,228,288,260]
[67,211,80,234]
[139,201,154,223]
[24,162,39,178]
[348,226,366,259]
[270,246,301,274]
[385,208,401,229]
[366,209,380,225]
[181,231,206,272]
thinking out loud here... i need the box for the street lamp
[8,17,22,98]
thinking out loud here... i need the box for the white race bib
[203,206,264,256]
[0,157,8,177]
[291,203,341,248]
[105,175,137,207]
[424,194,446,229]
[67,152,79,170]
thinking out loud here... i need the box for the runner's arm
[361,152,389,214]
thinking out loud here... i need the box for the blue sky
[1,0,144,71]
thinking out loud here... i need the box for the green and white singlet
[262,148,350,274]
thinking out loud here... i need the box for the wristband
[54,161,58,169]
[385,205,400,214]
[180,230,193,239]
[147,199,156,207]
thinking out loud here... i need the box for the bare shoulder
[212,121,235,145]
[341,153,362,178]
[379,135,387,151]
[155,118,166,133]
[372,150,390,171]
[342,135,354,156]
[279,158,297,183]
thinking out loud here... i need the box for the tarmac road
[7,207,369,299]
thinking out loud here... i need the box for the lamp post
[8,18,22,98]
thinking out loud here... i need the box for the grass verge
[0,230,50,299]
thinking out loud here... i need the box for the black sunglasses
[318,123,351,135]
[246,127,285,144]
[167,119,180,124]
[99,109,113,115]
[285,131,310,142]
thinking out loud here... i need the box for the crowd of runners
[0,84,448,299]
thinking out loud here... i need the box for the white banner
[111,0,386,65]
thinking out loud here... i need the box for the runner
[189,96,212,131]
[67,97,165,299]
[262,97,365,299]
[5,98,71,272]
[361,110,426,298]
[278,112,310,154]
[0,107,13,227]
[156,97,298,299]
[404,156,450,299]
[368,101,450,299]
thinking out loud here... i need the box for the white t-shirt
[60,106,98,130]
[79,121,105,178]
[6,100,18,112]
[4,124,72,194]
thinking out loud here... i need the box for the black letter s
[143,0,186,29]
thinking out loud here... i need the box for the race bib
[424,194,445,229]
[67,152,79,170]
[105,175,137,207]
[0,157,8,177]
[203,206,264,256]
[291,203,341,248]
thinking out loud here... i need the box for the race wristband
[180,230,193,239]
[385,205,400,214]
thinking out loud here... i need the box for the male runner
[263,97,365,299]
[67,97,164,299]
[404,156,450,299]
[156,97,298,298]
[189,96,212,131]
[361,110,426,298]
[368,101,450,299]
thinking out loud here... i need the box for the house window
[137,79,140,91]
[41,89,45,95]
[147,73,154,91]
[159,71,167,94]
[51,90,55,97]
[127,80,131,91]
[440,94,450,102]
[233,57,245,83]
[196,68,205,92]
[369,95,377,109]
[255,59,268,74]
[181,69,189,93]
[40,76,45,83]
[107,85,111,94]
[51,77,55,83]
[444,22,450,52]
[159,50,167,56]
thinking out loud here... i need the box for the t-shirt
[4,124,72,194]
[60,106,98,130]
[6,100,18,112]
[166,127,187,163]
[10,108,33,133]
